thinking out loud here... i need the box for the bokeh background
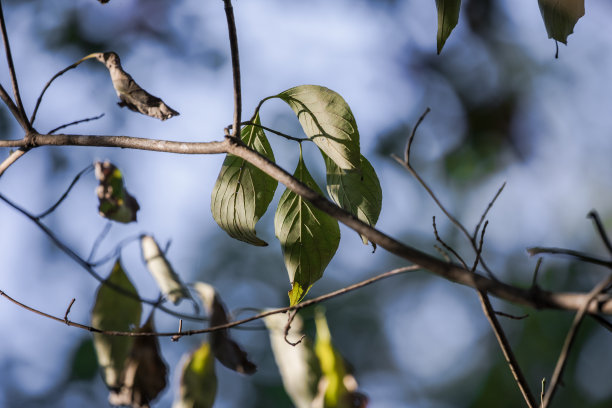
[1,0,612,407]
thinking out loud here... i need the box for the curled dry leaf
[95,160,140,223]
[141,235,190,304]
[94,51,179,120]
[174,342,217,408]
[109,313,168,408]
[193,282,257,375]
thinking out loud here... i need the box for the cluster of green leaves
[435,0,585,53]
[211,85,383,306]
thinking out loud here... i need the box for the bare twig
[404,107,431,163]
[240,121,308,143]
[48,114,105,135]
[36,164,94,219]
[223,0,241,138]
[590,314,612,333]
[477,289,537,408]
[284,310,306,346]
[0,193,205,322]
[541,274,612,408]
[0,265,422,337]
[494,311,529,320]
[527,247,612,269]
[531,258,544,290]
[0,0,29,132]
[432,216,469,270]
[171,319,183,342]
[473,182,506,242]
[0,147,27,178]
[587,210,612,256]
[87,222,112,263]
[63,298,75,324]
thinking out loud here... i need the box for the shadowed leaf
[278,85,361,170]
[91,259,142,389]
[95,160,140,223]
[193,282,257,374]
[325,154,382,245]
[141,235,190,305]
[274,154,340,306]
[93,51,178,120]
[211,113,277,246]
[538,0,584,44]
[174,342,217,408]
[109,313,168,408]
[435,0,461,54]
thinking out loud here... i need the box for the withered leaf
[95,160,140,223]
[109,313,168,408]
[94,51,179,120]
[193,282,257,375]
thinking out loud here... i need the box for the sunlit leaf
[435,0,461,54]
[211,113,277,246]
[274,154,340,306]
[109,313,168,407]
[193,282,257,374]
[278,85,361,170]
[325,154,382,245]
[141,235,190,305]
[538,0,584,44]
[173,342,217,408]
[92,51,178,120]
[91,259,142,389]
[95,160,140,223]
[313,308,369,408]
[264,312,320,408]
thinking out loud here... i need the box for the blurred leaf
[193,282,257,375]
[435,0,462,54]
[313,309,368,408]
[538,0,584,44]
[109,313,168,408]
[141,235,190,305]
[274,154,340,306]
[95,160,140,223]
[277,85,361,170]
[174,342,217,408]
[93,51,179,120]
[325,153,382,245]
[211,113,277,246]
[91,259,142,389]
[264,312,321,408]
[68,338,99,382]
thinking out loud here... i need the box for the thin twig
[0,147,27,178]
[0,265,422,337]
[63,298,75,324]
[48,114,105,135]
[471,221,488,273]
[473,182,506,242]
[0,193,205,322]
[171,319,183,342]
[404,107,431,163]
[87,222,113,263]
[494,311,529,320]
[541,274,612,408]
[0,83,21,125]
[527,247,612,269]
[36,164,94,219]
[0,0,29,132]
[531,258,544,290]
[477,289,537,408]
[590,314,612,333]
[223,0,241,138]
[587,210,612,256]
[284,310,306,346]
[432,216,469,270]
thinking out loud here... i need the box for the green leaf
[435,0,461,54]
[277,85,360,170]
[91,259,142,389]
[538,0,584,44]
[325,154,382,245]
[68,338,99,382]
[141,235,190,305]
[95,160,140,223]
[314,308,348,408]
[274,154,340,306]
[193,282,257,375]
[211,113,277,246]
[264,312,320,408]
[174,342,217,408]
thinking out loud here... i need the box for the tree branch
[224,0,241,138]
